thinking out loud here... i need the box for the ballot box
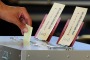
[0,36,90,60]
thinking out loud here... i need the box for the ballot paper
[58,7,88,46]
[36,3,65,40]
[23,24,33,47]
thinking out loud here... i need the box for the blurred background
[0,0,90,44]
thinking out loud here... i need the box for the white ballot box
[0,36,90,60]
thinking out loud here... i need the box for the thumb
[21,27,28,35]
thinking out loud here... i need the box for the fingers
[14,17,28,35]
[20,7,32,26]
[12,7,32,35]
[18,7,32,35]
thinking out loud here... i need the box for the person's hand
[0,1,32,35]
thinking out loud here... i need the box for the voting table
[0,36,90,60]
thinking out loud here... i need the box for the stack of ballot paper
[79,35,90,39]
[77,35,90,44]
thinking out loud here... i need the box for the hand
[0,1,32,35]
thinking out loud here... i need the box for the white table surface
[0,36,90,50]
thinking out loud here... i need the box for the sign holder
[57,20,84,47]
[35,14,61,42]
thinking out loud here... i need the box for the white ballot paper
[58,7,88,46]
[23,24,33,47]
[36,3,65,40]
